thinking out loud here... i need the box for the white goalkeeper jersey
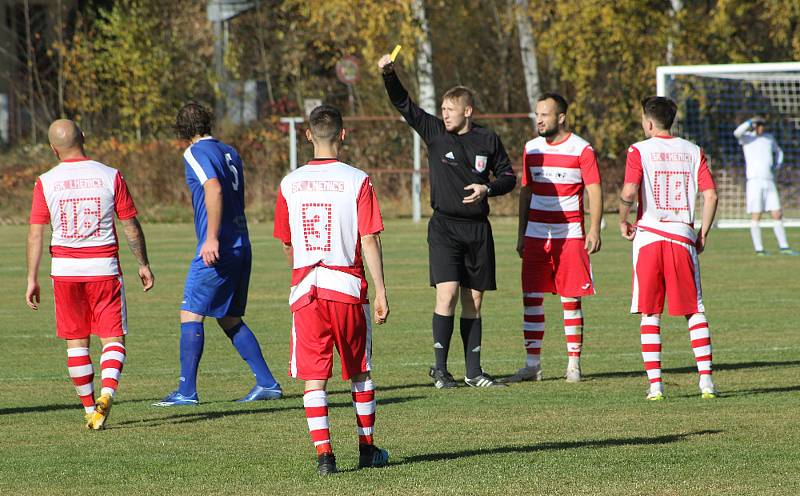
[625,136,715,244]
[733,121,783,180]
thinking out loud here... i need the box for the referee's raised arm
[378,54,444,144]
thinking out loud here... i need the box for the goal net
[657,62,800,227]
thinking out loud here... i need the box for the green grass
[1,219,799,495]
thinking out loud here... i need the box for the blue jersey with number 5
[183,136,249,253]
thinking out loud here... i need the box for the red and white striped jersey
[522,133,600,240]
[273,159,384,311]
[624,136,716,244]
[28,157,138,281]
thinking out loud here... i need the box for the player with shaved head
[26,119,154,429]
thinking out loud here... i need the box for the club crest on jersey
[475,155,488,173]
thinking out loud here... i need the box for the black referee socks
[460,318,483,378]
[432,313,455,371]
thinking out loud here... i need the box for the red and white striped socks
[640,314,663,394]
[100,342,126,397]
[522,292,545,367]
[688,313,714,390]
[562,297,583,365]
[304,389,332,455]
[352,379,376,446]
[67,347,95,414]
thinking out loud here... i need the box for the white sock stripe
[641,315,661,326]
[524,292,544,298]
[357,426,374,436]
[560,296,579,303]
[68,364,94,377]
[564,326,582,335]
[642,352,662,362]
[75,383,93,396]
[101,368,121,380]
[690,328,710,341]
[646,370,661,380]
[692,345,712,357]
[562,309,583,320]
[695,360,712,372]
[100,351,126,364]
[313,440,330,447]
[524,306,544,315]
[523,322,545,331]
[688,313,707,327]
[640,334,662,345]
[100,387,116,397]
[67,347,90,357]
[351,380,375,393]
[354,400,376,416]
[102,342,126,352]
[306,416,329,431]
[303,390,327,405]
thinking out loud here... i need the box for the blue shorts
[181,246,251,318]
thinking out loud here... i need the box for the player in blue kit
[154,102,282,406]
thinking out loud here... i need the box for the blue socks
[178,322,205,396]
[224,321,279,389]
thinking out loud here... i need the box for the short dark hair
[538,92,568,115]
[442,86,475,108]
[175,101,213,140]
[308,105,343,142]
[641,96,678,130]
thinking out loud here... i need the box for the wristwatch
[485,185,492,196]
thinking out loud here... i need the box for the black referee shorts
[427,213,496,291]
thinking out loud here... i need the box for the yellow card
[390,45,402,62]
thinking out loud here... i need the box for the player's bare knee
[180,310,204,323]
[771,210,782,220]
[351,372,371,383]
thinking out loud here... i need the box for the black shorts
[427,214,496,291]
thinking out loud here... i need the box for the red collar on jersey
[545,132,572,146]
[308,158,339,165]
[61,156,90,162]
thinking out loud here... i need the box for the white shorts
[746,179,781,213]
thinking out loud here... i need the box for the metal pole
[281,117,303,171]
[412,130,421,222]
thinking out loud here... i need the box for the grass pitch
[0,219,798,495]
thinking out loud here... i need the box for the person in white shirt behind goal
[619,96,718,401]
[733,116,797,256]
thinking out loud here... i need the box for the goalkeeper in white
[734,116,797,256]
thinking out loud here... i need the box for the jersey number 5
[301,203,332,252]
[225,153,239,191]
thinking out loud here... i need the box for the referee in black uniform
[378,53,516,388]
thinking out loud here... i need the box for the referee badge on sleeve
[475,155,488,173]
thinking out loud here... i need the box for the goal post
[657,62,800,228]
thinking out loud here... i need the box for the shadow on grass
[0,401,129,416]
[114,395,425,429]
[393,430,723,466]
[716,384,800,398]
[582,360,800,380]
